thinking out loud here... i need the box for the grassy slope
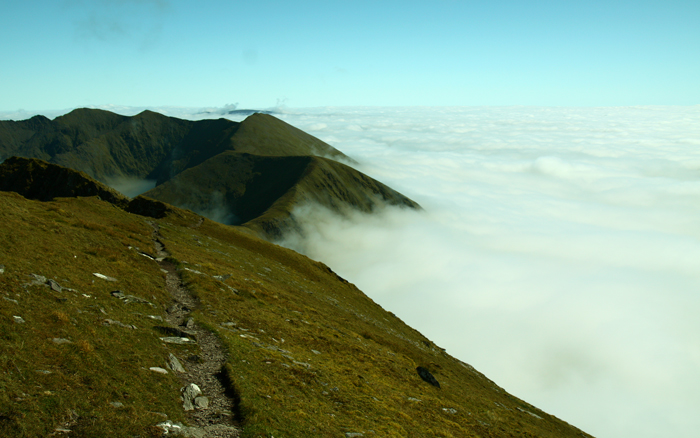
[0,190,593,438]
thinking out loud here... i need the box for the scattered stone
[110,290,153,305]
[0,264,4,274]
[311,349,321,355]
[161,337,197,345]
[185,317,195,329]
[166,304,179,314]
[168,353,186,373]
[194,396,209,409]
[150,367,169,374]
[220,321,237,327]
[138,251,156,260]
[156,420,184,435]
[3,296,18,304]
[442,408,458,414]
[35,370,52,374]
[213,274,231,281]
[110,401,124,408]
[28,273,47,285]
[52,338,72,344]
[416,366,441,388]
[407,397,422,402]
[181,383,202,411]
[93,272,117,282]
[12,315,25,324]
[110,290,125,299]
[346,433,364,437]
[47,279,63,292]
[102,319,137,329]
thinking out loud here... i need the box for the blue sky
[2,0,699,110]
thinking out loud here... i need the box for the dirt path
[150,222,241,438]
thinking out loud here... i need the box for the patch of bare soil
[150,222,241,438]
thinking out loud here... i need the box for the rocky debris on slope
[416,366,441,388]
[0,264,5,274]
[169,353,187,373]
[12,316,25,324]
[147,220,240,437]
[182,383,203,411]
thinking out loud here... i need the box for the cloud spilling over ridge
[271,106,700,438]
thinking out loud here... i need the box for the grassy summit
[0,158,593,437]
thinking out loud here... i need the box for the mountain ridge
[0,160,593,437]
[0,109,417,239]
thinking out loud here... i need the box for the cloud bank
[271,106,700,438]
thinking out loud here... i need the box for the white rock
[149,367,169,374]
[93,273,117,282]
[194,396,209,409]
[168,353,186,373]
[181,383,202,411]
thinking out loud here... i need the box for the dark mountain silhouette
[0,156,129,208]
[0,109,416,238]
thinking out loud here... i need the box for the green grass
[0,191,592,437]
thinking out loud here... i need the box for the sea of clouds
[3,104,699,438]
[274,106,700,438]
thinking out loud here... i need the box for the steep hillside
[143,151,419,237]
[0,163,593,437]
[0,109,410,239]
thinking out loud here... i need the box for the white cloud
[271,106,700,438]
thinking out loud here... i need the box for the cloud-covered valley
[272,106,700,438]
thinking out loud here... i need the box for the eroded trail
[150,222,241,438]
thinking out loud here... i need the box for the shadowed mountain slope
[0,109,412,238]
[144,151,420,237]
[0,172,593,438]
[0,156,129,208]
[0,109,348,184]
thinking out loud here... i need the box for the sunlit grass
[0,192,591,437]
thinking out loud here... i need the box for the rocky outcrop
[0,157,129,207]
